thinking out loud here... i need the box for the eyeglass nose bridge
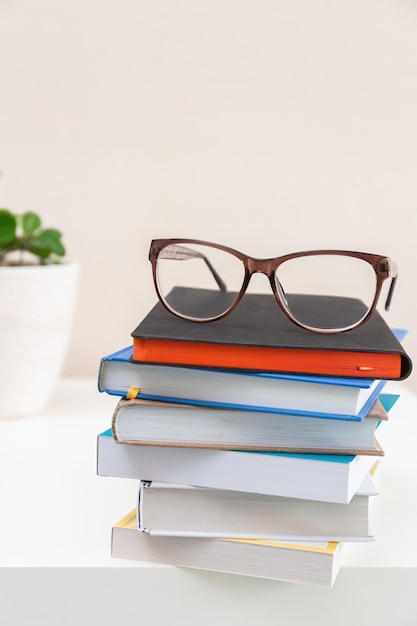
[246,257,276,276]
[245,257,288,308]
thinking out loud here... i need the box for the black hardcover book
[131,287,412,379]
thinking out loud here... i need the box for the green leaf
[32,229,66,257]
[0,209,17,245]
[28,238,51,259]
[21,211,41,236]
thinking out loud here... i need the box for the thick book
[131,288,412,380]
[98,345,388,421]
[97,430,380,503]
[111,510,348,587]
[111,394,398,455]
[137,472,378,542]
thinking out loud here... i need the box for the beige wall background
[1,0,416,389]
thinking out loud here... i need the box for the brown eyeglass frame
[149,238,398,334]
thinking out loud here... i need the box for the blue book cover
[97,344,396,421]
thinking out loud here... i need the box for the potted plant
[0,205,79,418]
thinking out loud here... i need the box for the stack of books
[96,290,412,587]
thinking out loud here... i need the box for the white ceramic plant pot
[0,261,79,418]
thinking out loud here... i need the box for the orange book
[133,339,403,379]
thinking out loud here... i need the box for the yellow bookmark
[126,386,140,399]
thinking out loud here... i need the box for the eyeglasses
[149,238,398,334]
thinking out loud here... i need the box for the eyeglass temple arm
[159,244,226,291]
[202,257,227,291]
[384,276,397,311]
[384,259,399,311]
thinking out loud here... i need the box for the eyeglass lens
[155,242,378,329]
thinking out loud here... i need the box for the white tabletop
[0,379,138,567]
[1,378,416,624]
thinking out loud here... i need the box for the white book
[112,509,349,588]
[137,472,378,542]
[97,430,380,503]
[111,396,393,454]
